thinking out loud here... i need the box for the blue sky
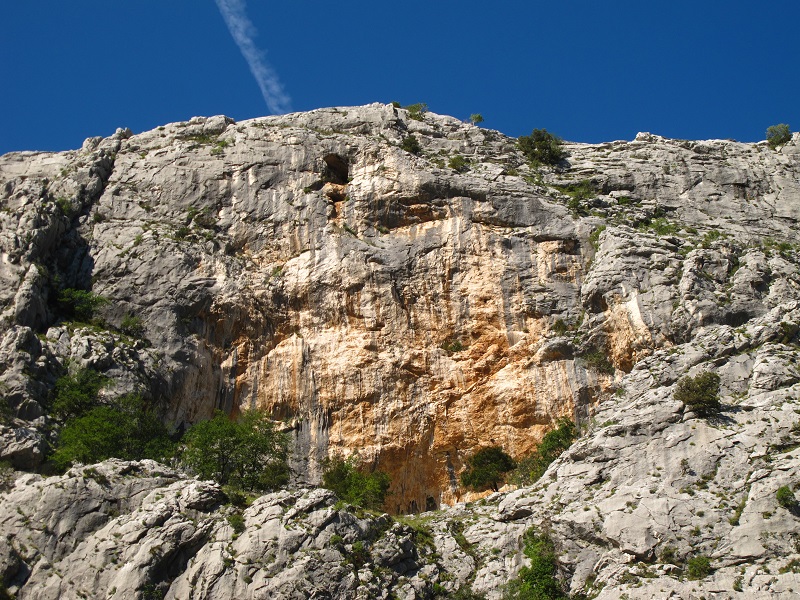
[1,1,798,154]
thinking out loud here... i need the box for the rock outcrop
[1,104,800,598]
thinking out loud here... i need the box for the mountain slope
[1,104,799,598]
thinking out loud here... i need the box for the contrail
[214,0,291,115]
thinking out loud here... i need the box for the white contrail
[214,0,291,115]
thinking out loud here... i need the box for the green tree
[504,528,568,600]
[448,155,470,173]
[52,368,109,420]
[180,409,289,491]
[322,453,391,510]
[777,485,798,509]
[766,123,791,149]
[674,372,721,417]
[400,135,422,155]
[686,555,712,580]
[57,288,109,322]
[511,419,577,486]
[469,114,484,126]
[518,129,566,166]
[404,103,428,121]
[461,446,516,492]
[51,394,174,470]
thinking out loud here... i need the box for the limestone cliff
[2,105,799,514]
[2,104,800,598]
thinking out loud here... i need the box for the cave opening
[323,154,349,185]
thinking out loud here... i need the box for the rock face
[1,104,800,598]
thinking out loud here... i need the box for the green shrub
[322,453,391,510]
[52,368,109,420]
[518,129,566,166]
[776,485,797,509]
[686,555,712,580]
[551,319,570,335]
[346,540,371,569]
[120,313,145,337]
[512,419,577,486]
[55,197,77,218]
[581,349,614,375]
[404,103,428,121]
[766,123,791,149]
[461,446,516,492]
[52,394,174,471]
[674,372,721,417]
[441,339,464,353]
[227,512,246,534]
[588,225,606,251]
[504,528,568,599]
[57,288,109,322]
[400,135,422,155]
[448,155,470,173]
[0,461,14,493]
[180,409,289,492]
[469,114,484,126]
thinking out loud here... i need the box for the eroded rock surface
[1,104,800,598]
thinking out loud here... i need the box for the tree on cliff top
[766,123,791,149]
[461,446,516,492]
[179,409,289,491]
[518,129,566,166]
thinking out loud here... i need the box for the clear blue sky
[2,1,798,154]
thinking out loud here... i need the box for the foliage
[469,114,484,125]
[442,339,464,353]
[52,367,109,420]
[0,393,12,425]
[0,461,15,493]
[518,129,566,166]
[449,587,486,600]
[346,540,371,569]
[448,155,470,173]
[552,180,596,215]
[686,555,712,580]
[674,372,721,417]
[404,103,428,121]
[55,196,77,218]
[400,135,422,155]
[461,446,516,492]
[227,512,246,534]
[511,419,577,486]
[588,225,606,251]
[581,349,615,375]
[179,409,289,492]
[503,528,568,599]
[777,485,797,509]
[51,394,174,471]
[321,453,391,510]
[120,313,145,337]
[57,288,109,322]
[766,123,791,149]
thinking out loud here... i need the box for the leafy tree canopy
[52,367,109,420]
[322,453,391,510]
[461,446,516,492]
[518,129,566,166]
[766,123,791,149]
[57,288,109,322]
[179,409,289,492]
[51,394,174,471]
[674,372,721,417]
[511,419,577,487]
